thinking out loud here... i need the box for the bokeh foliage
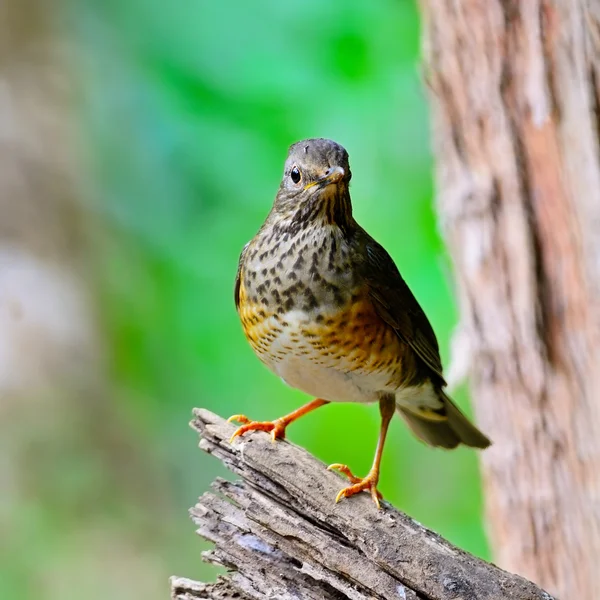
[53,0,489,594]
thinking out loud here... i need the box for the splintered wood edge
[170,576,252,600]
[170,408,555,600]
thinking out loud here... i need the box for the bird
[229,138,490,508]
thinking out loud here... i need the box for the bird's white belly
[262,311,394,403]
[276,351,381,403]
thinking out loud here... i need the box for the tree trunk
[420,2,600,598]
[0,4,172,598]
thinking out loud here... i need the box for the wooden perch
[171,409,555,600]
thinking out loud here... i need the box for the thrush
[230,138,490,507]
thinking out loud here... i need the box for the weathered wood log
[171,409,555,600]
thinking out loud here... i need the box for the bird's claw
[327,463,383,509]
[227,414,251,425]
[227,414,286,443]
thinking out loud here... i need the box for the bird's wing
[234,241,250,311]
[360,235,446,384]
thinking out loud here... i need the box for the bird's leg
[328,396,395,509]
[228,398,330,443]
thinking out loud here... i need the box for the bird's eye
[290,166,301,184]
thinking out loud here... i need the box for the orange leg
[328,396,395,509]
[228,398,330,443]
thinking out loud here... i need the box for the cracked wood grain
[420,1,600,598]
[171,409,555,600]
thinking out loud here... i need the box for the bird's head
[271,138,354,232]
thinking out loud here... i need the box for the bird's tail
[396,390,491,449]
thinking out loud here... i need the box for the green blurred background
[2,0,487,598]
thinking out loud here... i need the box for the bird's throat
[286,186,354,235]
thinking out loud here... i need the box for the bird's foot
[327,463,383,509]
[227,414,287,443]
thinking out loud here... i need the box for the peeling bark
[420,1,600,597]
[173,410,555,600]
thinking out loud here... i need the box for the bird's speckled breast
[237,225,407,402]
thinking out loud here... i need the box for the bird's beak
[304,166,345,191]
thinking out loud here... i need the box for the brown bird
[230,138,490,507]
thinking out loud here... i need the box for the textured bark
[173,409,555,600]
[420,1,600,598]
